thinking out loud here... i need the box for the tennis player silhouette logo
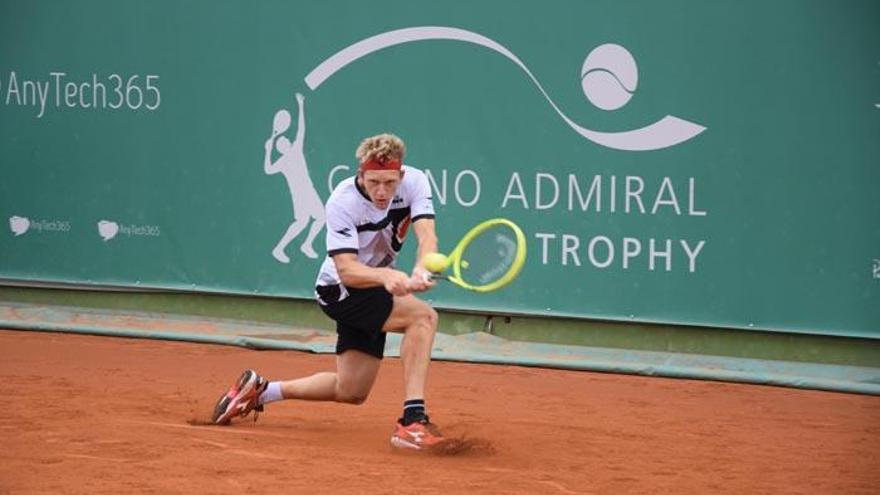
[264,93,325,262]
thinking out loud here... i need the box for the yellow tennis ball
[423,252,448,273]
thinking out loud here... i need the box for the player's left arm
[410,217,438,291]
[413,217,438,269]
[407,167,438,291]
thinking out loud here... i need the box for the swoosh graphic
[305,26,706,151]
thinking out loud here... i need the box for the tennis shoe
[390,417,445,450]
[212,369,268,425]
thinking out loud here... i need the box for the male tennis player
[213,133,445,450]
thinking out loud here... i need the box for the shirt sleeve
[324,199,359,256]
[407,168,436,222]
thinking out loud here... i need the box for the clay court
[1,329,878,495]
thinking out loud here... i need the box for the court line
[118,419,293,439]
[64,453,132,463]
[189,437,229,448]
[187,433,288,460]
[536,480,582,494]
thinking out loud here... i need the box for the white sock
[258,381,284,405]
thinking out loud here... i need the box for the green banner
[1,0,878,338]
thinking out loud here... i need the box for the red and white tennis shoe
[391,417,445,450]
[212,369,268,425]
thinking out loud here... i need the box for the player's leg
[265,287,389,405]
[382,294,445,450]
[276,350,380,404]
[382,294,438,402]
[212,286,390,424]
[212,351,381,425]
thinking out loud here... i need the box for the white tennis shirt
[314,165,435,304]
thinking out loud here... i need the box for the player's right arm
[332,253,411,296]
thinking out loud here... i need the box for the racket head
[272,109,291,135]
[446,218,526,292]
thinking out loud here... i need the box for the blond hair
[355,133,406,164]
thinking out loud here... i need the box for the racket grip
[404,272,433,291]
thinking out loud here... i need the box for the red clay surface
[1,329,878,495]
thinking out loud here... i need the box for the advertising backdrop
[2,1,878,338]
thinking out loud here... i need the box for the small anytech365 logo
[9,216,30,236]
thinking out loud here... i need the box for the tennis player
[213,133,445,450]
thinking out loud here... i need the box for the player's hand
[265,138,274,151]
[408,267,436,293]
[383,269,412,296]
[295,92,304,104]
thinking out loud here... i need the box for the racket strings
[457,226,519,286]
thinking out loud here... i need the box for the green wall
[2,1,878,337]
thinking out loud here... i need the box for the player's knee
[335,383,370,405]
[336,392,368,405]
[423,306,438,330]
[411,305,438,335]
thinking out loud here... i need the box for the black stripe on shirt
[356,217,392,232]
[412,214,435,223]
[328,248,358,257]
[355,206,412,232]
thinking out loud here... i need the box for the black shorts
[318,286,393,359]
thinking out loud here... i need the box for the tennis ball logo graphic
[9,216,30,236]
[98,220,119,241]
[581,43,639,111]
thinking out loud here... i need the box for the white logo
[9,216,70,235]
[581,44,637,111]
[304,26,706,151]
[264,93,325,263]
[873,259,880,279]
[97,220,119,241]
[9,216,30,236]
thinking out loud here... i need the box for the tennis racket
[270,109,291,140]
[428,218,526,292]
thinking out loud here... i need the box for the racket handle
[415,271,446,286]
[405,272,434,291]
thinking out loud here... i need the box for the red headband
[359,158,402,171]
